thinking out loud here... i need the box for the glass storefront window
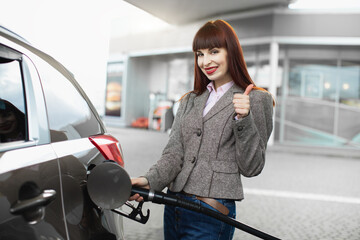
[289,60,337,100]
[340,61,360,106]
[338,61,360,147]
[246,61,256,81]
[106,62,124,117]
[280,55,360,148]
[167,57,193,101]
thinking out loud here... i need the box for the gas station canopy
[124,0,294,25]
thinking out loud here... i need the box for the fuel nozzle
[87,162,281,240]
[131,187,202,213]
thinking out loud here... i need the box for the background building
[106,0,360,149]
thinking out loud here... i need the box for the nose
[203,53,212,66]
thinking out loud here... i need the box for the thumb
[244,84,254,95]
[131,177,149,188]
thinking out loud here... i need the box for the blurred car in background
[0,25,125,239]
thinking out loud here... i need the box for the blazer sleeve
[232,90,274,177]
[144,94,189,191]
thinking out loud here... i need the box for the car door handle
[10,189,57,215]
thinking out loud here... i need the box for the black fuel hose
[131,187,281,240]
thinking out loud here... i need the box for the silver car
[0,26,125,239]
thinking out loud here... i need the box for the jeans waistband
[180,191,230,215]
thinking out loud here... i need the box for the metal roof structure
[124,0,294,25]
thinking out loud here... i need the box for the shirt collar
[206,81,234,94]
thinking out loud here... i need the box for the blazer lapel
[203,84,243,122]
[193,90,210,121]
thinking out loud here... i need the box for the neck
[213,76,233,91]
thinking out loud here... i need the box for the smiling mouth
[205,67,218,75]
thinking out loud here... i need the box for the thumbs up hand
[233,84,253,118]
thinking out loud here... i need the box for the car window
[34,58,101,142]
[0,46,27,144]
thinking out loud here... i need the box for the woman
[0,99,26,143]
[131,19,274,240]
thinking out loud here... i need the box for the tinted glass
[34,58,101,142]
[0,56,27,143]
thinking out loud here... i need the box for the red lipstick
[205,67,217,74]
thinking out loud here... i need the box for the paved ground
[107,127,360,240]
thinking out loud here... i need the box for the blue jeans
[164,190,236,240]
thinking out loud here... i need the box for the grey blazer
[145,84,273,200]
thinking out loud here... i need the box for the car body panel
[22,55,51,145]
[0,25,124,239]
[0,146,67,239]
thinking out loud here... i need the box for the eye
[210,49,219,54]
[196,52,204,57]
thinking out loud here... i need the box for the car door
[0,43,68,239]
[32,45,123,240]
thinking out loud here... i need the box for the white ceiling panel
[124,0,294,24]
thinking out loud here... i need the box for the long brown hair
[192,19,260,94]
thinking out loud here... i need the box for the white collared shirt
[203,81,234,117]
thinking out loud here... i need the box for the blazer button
[191,157,196,163]
[196,129,202,136]
[237,126,244,131]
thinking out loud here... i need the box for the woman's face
[196,47,232,89]
[0,111,18,135]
